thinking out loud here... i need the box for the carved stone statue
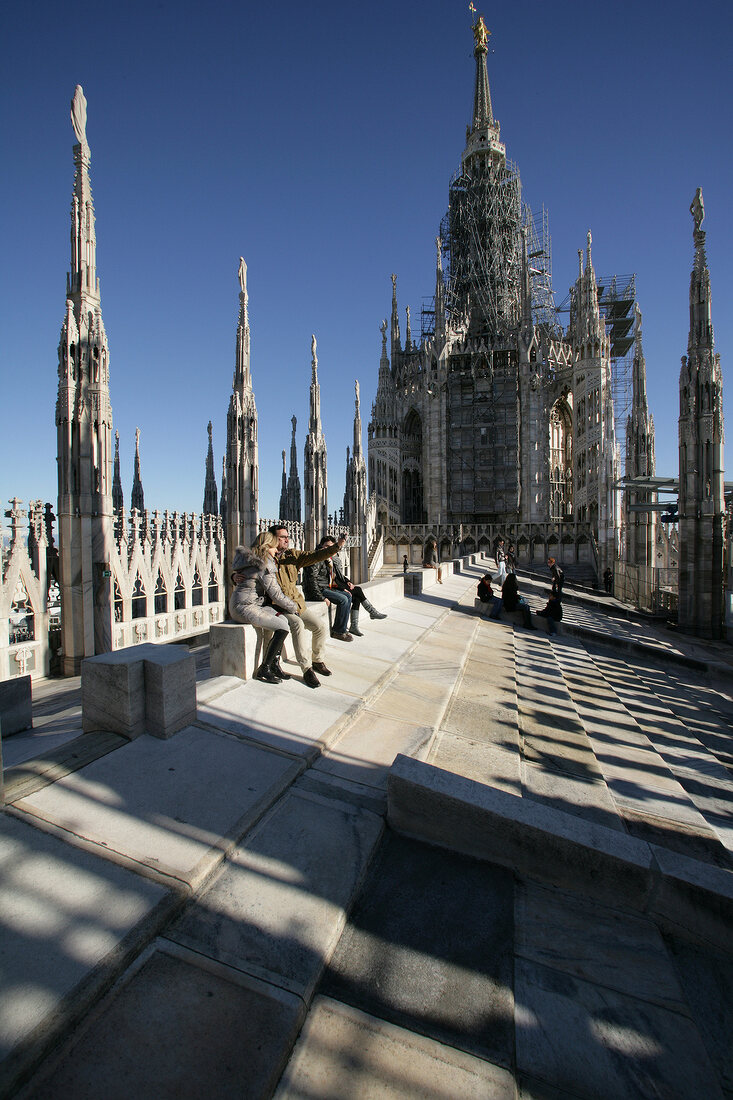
[355,379,360,405]
[690,187,705,232]
[238,256,247,294]
[70,85,88,146]
[311,334,317,361]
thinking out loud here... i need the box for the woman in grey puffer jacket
[229,531,298,684]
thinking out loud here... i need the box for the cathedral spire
[353,379,363,462]
[434,236,446,341]
[390,273,402,357]
[304,335,328,547]
[131,427,145,512]
[226,256,259,566]
[309,334,322,435]
[112,430,123,512]
[287,414,302,521]
[234,256,251,391]
[405,305,412,351]
[203,420,218,515]
[278,450,288,520]
[470,14,493,132]
[219,455,227,525]
[688,188,714,353]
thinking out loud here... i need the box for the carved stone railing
[0,499,53,680]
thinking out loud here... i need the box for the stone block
[387,754,654,913]
[0,676,32,737]
[209,622,256,680]
[143,645,196,740]
[649,844,733,952]
[81,650,146,737]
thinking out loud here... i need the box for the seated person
[319,536,387,636]
[536,558,563,634]
[302,537,353,641]
[501,573,534,629]
[477,573,502,620]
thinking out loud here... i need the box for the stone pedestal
[210,623,257,681]
[0,675,33,736]
[82,644,196,740]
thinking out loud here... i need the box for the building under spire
[304,334,328,549]
[131,427,145,513]
[56,85,115,671]
[225,256,259,575]
[678,189,725,638]
[203,420,218,516]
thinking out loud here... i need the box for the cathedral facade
[368,17,622,576]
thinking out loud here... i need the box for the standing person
[268,525,347,688]
[303,537,353,641]
[548,557,564,598]
[317,535,387,637]
[603,567,613,595]
[229,533,297,684]
[402,554,409,574]
[492,537,507,585]
[506,542,516,574]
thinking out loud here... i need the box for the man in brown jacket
[269,525,346,688]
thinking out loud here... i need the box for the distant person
[506,542,516,574]
[229,533,296,684]
[424,539,443,583]
[268,525,347,688]
[603,567,613,595]
[536,558,563,635]
[492,537,507,585]
[402,554,409,574]
[501,572,534,629]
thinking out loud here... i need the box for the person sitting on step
[477,573,503,620]
[302,536,353,642]
[229,532,297,684]
[501,572,534,629]
[319,535,387,636]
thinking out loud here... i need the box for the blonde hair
[252,530,278,561]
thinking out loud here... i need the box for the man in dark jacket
[268,525,346,686]
[303,537,353,641]
[319,536,387,637]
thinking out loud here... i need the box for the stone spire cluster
[112,430,123,512]
[225,257,259,572]
[284,415,302,522]
[624,306,656,571]
[203,420,218,516]
[678,189,725,637]
[56,86,115,671]
[304,335,328,548]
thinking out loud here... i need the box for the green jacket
[275,543,337,614]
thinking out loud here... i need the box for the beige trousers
[284,604,328,671]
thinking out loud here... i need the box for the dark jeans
[327,587,351,633]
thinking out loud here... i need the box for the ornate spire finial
[311,333,318,376]
[473,14,490,50]
[690,187,705,233]
[355,379,360,409]
[391,273,397,295]
[291,414,297,436]
[207,420,213,442]
[238,256,247,295]
[436,236,442,272]
[586,230,592,264]
[135,426,141,452]
[70,85,88,146]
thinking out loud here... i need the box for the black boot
[350,608,363,636]
[255,629,288,684]
[362,597,387,620]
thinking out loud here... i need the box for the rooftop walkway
[1,561,732,1098]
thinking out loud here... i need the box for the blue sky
[2,0,731,523]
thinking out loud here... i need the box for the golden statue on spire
[472,13,490,49]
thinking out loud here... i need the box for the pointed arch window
[131,573,147,620]
[207,566,219,604]
[9,578,34,644]
[154,570,168,615]
[174,569,186,611]
[114,578,123,622]
[192,567,203,607]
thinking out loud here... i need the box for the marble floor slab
[275,996,516,1100]
[321,831,515,1066]
[14,726,301,887]
[168,788,383,998]
[24,945,303,1100]
[0,813,167,1077]
[311,713,434,790]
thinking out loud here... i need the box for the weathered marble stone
[81,650,145,737]
[209,621,256,681]
[142,645,196,739]
[275,997,515,1099]
[0,675,32,736]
